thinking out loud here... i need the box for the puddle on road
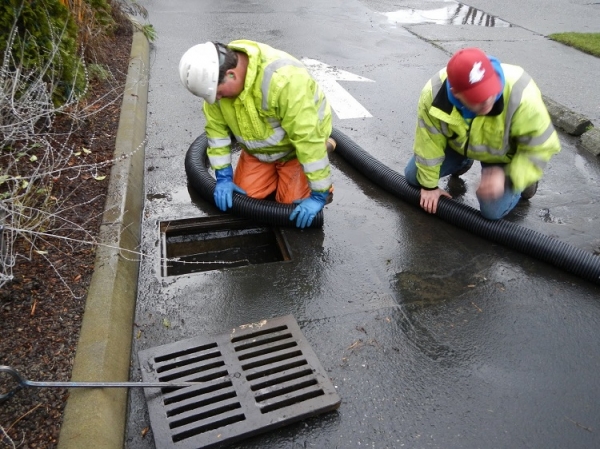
[380,0,511,27]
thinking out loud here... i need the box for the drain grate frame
[138,315,341,448]
[160,216,292,277]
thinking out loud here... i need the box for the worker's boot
[326,137,337,153]
[520,181,538,200]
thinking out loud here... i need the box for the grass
[548,32,600,58]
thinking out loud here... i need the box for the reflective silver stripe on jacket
[415,154,445,167]
[418,118,442,135]
[208,153,232,167]
[527,154,548,170]
[420,74,446,138]
[207,136,232,148]
[261,59,306,110]
[315,87,327,121]
[309,177,332,191]
[302,156,329,174]
[247,150,294,163]
[428,75,454,138]
[233,118,290,160]
[515,121,556,147]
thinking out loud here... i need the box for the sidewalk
[57,7,600,449]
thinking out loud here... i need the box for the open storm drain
[160,216,291,276]
[137,315,341,448]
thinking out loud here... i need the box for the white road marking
[301,58,374,120]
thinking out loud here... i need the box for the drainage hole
[246,360,309,381]
[255,379,319,402]
[250,368,314,391]
[159,361,226,382]
[237,341,298,361]
[167,391,239,418]
[170,402,243,430]
[160,370,230,388]
[234,332,293,351]
[163,380,234,405]
[241,350,303,371]
[172,413,247,442]
[259,389,325,414]
[230,325,288,343]
[157,351,223,373]
[154,342,219,363]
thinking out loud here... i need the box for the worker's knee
[478,200,513,220]
[404,157,420,187]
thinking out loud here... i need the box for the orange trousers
[233,151,311,204]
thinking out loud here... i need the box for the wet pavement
[126,1,600,448]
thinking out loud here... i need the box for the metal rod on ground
[0,365,205,403]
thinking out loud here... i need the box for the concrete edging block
[543,95,592,136]
[57,30,149,449]
[580,127,600,157]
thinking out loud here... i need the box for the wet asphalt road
[126,1,600,448]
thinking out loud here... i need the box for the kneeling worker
[179,40,335,228]
[404,47,561,220]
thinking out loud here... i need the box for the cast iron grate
[137,315,340,448]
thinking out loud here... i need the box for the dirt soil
[0,27,133,449]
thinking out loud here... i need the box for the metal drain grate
[137,315,340,448]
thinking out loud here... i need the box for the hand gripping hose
[184,134,323,228]
[329,128,600,286]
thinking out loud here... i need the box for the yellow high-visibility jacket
[203,40,332,193]
[414,63,561,191]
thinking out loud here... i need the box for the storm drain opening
[160,216,292,276]
[138,315,341,449]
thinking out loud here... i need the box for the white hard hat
[178,42,220,104]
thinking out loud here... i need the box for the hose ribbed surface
[331,128,600,285]
[185,134,323,228]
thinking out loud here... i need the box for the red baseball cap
[446,48,502,104]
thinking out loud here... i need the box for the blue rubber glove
[214,166,246,211]
[289,191,329,229]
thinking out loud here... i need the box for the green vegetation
[548,32,600,58]
[0,0,153,290]
[0,0,85,103]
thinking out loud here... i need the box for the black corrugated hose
[184,133,323,228]
[330,127,600,286]
[185,129,600,285]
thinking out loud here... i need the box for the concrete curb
[580,127,600,157]
[57,30,149,449]
[543,95,600,157]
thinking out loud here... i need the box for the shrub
[0,0,86,104]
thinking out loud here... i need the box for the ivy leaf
[30,155,38,162]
